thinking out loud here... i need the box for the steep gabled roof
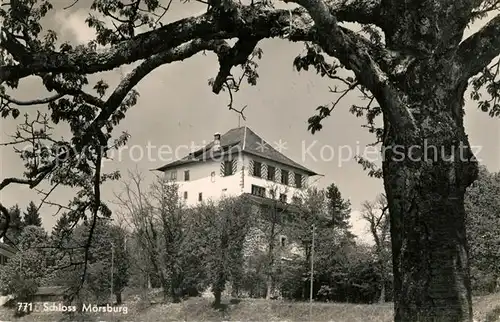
[155,126,318,175]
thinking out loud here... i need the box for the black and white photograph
[0,0,499,321]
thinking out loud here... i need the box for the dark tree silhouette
[23,201,42,227]
[325,183,353,236]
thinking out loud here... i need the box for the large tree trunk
[385,160,473,321]
[212,270,226,307]
[382,92,478,321]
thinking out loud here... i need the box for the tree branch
[0,0,403,159]
[0,175,47,190]
[456,13,500,81]
[79,141,103,290]
[39,77,106,109]
[212,37,260,94]
[330,0,382,26]
[0,93,64,106]
[0,7,315,84]
[287,0,417,137]
[0,1,385,85]
[470,0,500,21]
[84,39,232,137]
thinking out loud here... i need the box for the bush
[280,261,307,300]
[0,226,49,300]
[470,267,498,296]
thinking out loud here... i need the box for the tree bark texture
[382,78,478,321]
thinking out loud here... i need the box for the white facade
[162,153,311,207]
[163,155,244,205]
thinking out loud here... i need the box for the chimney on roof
[213,133,221,151]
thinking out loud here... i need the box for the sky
[0,1,499,244]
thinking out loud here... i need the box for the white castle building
[155,126,319,297]
[154,126,318,207]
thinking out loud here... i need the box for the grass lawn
[1,291,499,321]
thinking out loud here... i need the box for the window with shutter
[248,159,254,176]
[221,159,237,176]
[253,161,262,177]
[232,159,237,174]
[223,160,233,176]
[267,166,275,181]
[281,169,289,185]
[295,173,303,188]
